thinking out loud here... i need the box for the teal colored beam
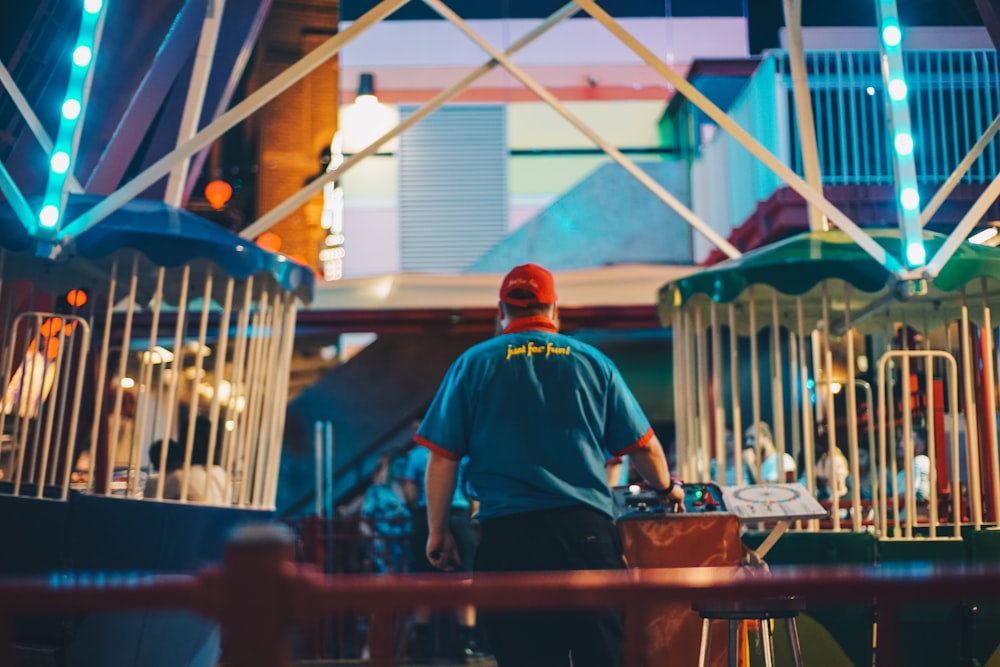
[0,159,36,235]
[874,0,924,269]
[58,0,410,244]
[0,59,83,193]
[39,0,107,236]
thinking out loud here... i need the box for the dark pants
[410,506,479,574]
[475,505,626,667]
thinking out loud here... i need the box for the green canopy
[659,229,1000,334]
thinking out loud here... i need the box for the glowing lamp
[256,231,282,252]
[969,227,1000,245]
[888,79,908,101]
[66,289,88,307]
[204,179,233,209]
[72,46,92,67]
[39,204,59,227]
[40,318,64,336]
[50,151,70,174]
[62,99,81,120]
[882,25,902,47]
[894,132,914,155]
[906,241,926,267]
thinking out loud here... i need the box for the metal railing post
[219,523,298,667]
[368,612,394,667]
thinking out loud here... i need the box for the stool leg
[786,617,804,667]
[698,618,712,667]
[728,621,738,667]
[760,619,776,667]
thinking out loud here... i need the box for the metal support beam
[570,0,901,275]
[781,0,825,232]
[42,0,108,234]
[873,0,923,268]
[183,0,273,204]
[165,0,227,206]
[241,2,581,240]
[0,160,36,234]
[419,0,742,259]
[86,0,206,193]
[921,111,1000,227]
[0,60,83,193]
[975,0,1000,53]
[57,0,409,243]
[925,170,1000,277]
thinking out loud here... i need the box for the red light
[256,231,282,253]
[66,289,87,307]
[205,180,233,209]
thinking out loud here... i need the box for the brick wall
[253,0,339,268]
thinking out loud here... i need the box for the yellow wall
[341,99,667,198]
[508,100,666,149]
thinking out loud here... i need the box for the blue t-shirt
[403,444,471,509]
[361,483,411,533]
[415,316,653,520]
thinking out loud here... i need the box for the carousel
[661,228,1000,539]
[657,230,1000,667]
[0,193,313,665]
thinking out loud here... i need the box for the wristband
[655,478,683,497]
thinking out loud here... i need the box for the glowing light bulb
[50,151,70,174]
[39,205,60,228]
[894,132,914,155]
[72,46,92,67]
[882,25,902,47]
[906,242,926,267]
[888,79,908,101]
[62,99,81,120]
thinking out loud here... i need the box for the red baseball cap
[499,263,557,307]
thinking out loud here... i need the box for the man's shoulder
[556,336,617,370]
[564,336,606,358]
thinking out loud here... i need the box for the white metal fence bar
[877,349,961,539]
[728,303,746,486]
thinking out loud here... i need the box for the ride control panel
[612,481,727,518]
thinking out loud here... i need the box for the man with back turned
[415,263,684,667]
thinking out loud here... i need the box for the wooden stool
[693,597,805,667]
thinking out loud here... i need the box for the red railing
[291,515,421,659]
[3,522,1000,667]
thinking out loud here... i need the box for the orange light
[35,317,76,360]
[39,318,63,337]
[256,231,282,253]
[205,179,233,209]
[66,289,87,307]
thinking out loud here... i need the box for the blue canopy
[0,195,314,306]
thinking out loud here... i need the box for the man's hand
[425,452,460,567]
[426,530,460,571]
[662,484,686,512]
